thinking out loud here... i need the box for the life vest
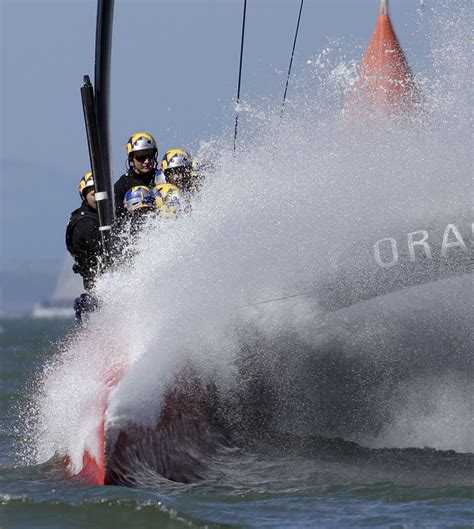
[65,205,98,259]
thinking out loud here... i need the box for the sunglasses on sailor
[134,152,155,163]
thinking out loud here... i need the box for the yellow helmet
[126,132,158,157]
[160,148,192,173]
[78,172,94,198]
[153,183,182,219]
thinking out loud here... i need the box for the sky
[0,0,437,312]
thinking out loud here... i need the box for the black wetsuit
[114,168,156,218]
[65,201,101,290]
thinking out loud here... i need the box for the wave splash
[20,5,473,476]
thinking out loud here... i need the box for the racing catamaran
[68,0,472,486]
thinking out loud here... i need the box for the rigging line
[239,290,316,310]
[233,0,247,152]
[280,0,304,118]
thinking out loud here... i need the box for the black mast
[81,0,115,263]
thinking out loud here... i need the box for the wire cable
[280,0,304,118]
[233,0,247,151]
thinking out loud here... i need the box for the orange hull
[104,365,221,486]
[77,436,105,485]
[66,364,220,487]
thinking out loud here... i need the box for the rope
[280,0,304,118]
[233,0,247,151]
[239,289,315,310]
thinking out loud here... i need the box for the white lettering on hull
[407,230,432,262]
[441,224,467,257]
[374,238,399,268]
[374,223,471,268]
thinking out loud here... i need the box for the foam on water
[22,4,472,468]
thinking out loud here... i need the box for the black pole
[281,0,304,118]
[81,76,113,261]
[233,0,247,152]
[94,0,115,226]
[80,0,115,263]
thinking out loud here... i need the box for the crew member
[114,132,158,217]
[123,185,154,230]
[160,148,202,195]
[153,183,182,220]
[66,172,101,322]
[119,186,154,260]
[66,172,101,290]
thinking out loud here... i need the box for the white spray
[22,4,472,467]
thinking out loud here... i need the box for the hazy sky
[0,0,435,310]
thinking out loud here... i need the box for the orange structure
[347,0,421,114]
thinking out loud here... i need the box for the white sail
[51,254,83,302]
[31,255,83,319]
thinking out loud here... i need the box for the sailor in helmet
[153,183,183,220]
[158,148,203,196]
[65,172,100,321]
[123,186,154,229]
[117,186,154,261]
[114,132,159,217]
[66,172,101,290]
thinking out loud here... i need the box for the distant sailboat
[31,255,83,319]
